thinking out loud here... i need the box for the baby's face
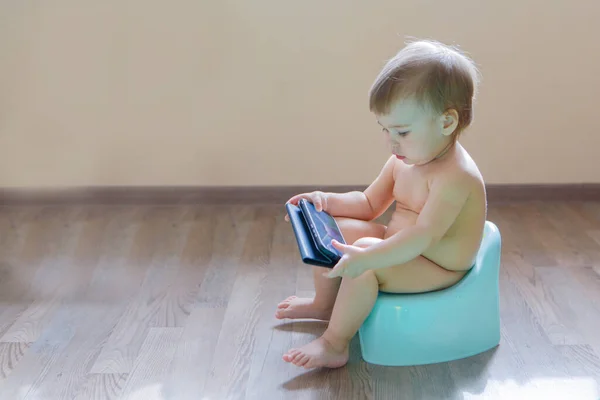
[376,97,454,165]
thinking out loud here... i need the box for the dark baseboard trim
[485,184,600,203]
[1,184,599,206]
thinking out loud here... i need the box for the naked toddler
[278,39,486,369]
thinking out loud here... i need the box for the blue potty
[358,221,501,366]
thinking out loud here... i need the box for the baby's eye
[397,131,410,137]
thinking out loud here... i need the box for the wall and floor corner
[1,1,599,203]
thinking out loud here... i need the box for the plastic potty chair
[358,220,501,366]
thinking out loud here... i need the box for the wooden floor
[0,202,599,399]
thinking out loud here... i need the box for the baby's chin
[400,156,428,166]
[394,154,413,164]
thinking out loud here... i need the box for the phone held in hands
[286,198,346,268]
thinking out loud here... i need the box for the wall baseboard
[484,184,600,203]
[1,184,599,206]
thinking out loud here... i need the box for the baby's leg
[275,217,386,320]
[283,254,465,368]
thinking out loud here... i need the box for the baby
[277,39,487,369]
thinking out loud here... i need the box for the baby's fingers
[312,191,330,212]
[312,197,323,212]
[311,191,329,212]
[286,195,301,205]
[331,240,347,253]
[326,267,342,278]
[286,193,310,206]
[326,262,345,278]
[285,192,327,213]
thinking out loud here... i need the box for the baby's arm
[287,156,396,221]
[358,171,472,270]
[325,155,396,220]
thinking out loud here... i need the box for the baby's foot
[275,296,332,320]
[282,337,349,369]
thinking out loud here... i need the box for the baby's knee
[334,217,386,244]
[352,237,383,248]
[346,268,377,283]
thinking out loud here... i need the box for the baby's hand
[284,191,329,222]
[326,240,367,279]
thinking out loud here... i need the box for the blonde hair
[369,39,480,135]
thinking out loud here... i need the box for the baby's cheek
[384,137,397,151]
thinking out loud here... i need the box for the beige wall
[1,1,599,188]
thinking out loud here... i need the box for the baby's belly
[385,208,477,271]
[385,207,419,233]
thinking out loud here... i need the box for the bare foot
[282,337,349,369]
[275,296,332,320]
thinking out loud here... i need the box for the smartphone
[298,198,346,261]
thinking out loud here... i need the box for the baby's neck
[435,140,455,160]
[419,140,456,166]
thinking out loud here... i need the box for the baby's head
[369,39,479,165]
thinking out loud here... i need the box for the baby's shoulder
[429,146,484,192]
[447,143,482,175]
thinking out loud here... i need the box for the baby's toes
[283,349,299,362]
[277,296,297,308]
[291,353,306,366]
[296,354,310,367]
[275,305,292,318]
[291,351,305,363]
[304,357,317,369]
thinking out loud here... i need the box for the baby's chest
[392,167,430,212]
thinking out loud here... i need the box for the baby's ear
[441,109,459,136]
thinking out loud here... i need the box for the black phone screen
[300,199,345,256]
